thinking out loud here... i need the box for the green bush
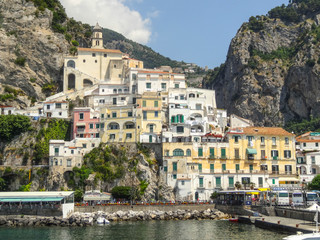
[0,93,15,102]
[30,78,36,83]
[4,86,18,96]
[71,40,79,46]
[41,82,56,94]
[0,115,31,142]
[111,186,132,200]
[248,16,264,32]
[69,46,77,55]
[14,57,26,66]
[64,33,72,42]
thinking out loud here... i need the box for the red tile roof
[78,47,122,54]
[228,127,295,136]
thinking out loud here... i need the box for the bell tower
[91,23,103,49]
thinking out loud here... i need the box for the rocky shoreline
[0,208,230,227]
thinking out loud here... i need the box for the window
[198,148,203,157]
[173,149,184,156]
[242,177,250,185]
[173,162,177,171]
[92,143,95,148]
[83,59,86,63]
[261,150,266,159]
[92,53,96,57]
[261,165,268,171]
[146,83,151,89]
[312,156,316,164]
[79,113,84,120]
[89,124,93,129]
[154,111,158,117]
[272,165,279,174]
[249,164,253,171]
[143,111,147,120]
[95,60,97,63]
[316,143,319,147]
[128,112,133,117]
[234,136,239,143]
[180,95,184,100]
[143,100,146,107]
[228,177,234,188]
[175,96,178,100]
[55,103,61,109]
[101,123,104,129]
[110,134,115,139]
[67,159,71,167]
[112,112,117,118]
[271,150,279,160]
[247,136,253,146]
[313,168,317,174]
[210,148,215,158]
[149,124,154,133]
[285,165,292,173]
[177,126,184,133]
[104,54,107,57]
[71,149,74,154]
[173,174,177,179]
[236,164,240,171]
[261,137,265,145]
[47,105,50,110]
[285,137,289,145]
[113,98,117,105]
[272,137,276,145]
[96,123,99,129]
[174,83,179,88]
[221,148,226,158]
[186,149,191,156]
[258,177,263,187]
[101,114,104,119]
[222,163,226,171]
[59,112,62,116]
[198,164,202,173]
[196,104,202,110]
[126,133,132,139]
[161,83,166,90]
[284,150,291,159]
[54,147,59,156]
[216,177,221,187]
[121,97,125,101]
[164,166,167,172]
[234,149,239,159]
[303,143,306,147]
[210,164,214,173]
[154,101,158,107]
[199,177,204,187]
[165,150,169,156]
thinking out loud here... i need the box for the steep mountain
[204,0,320,126]
[0,0,185,109]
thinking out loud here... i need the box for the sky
[60,0,289,69]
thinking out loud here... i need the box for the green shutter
[199,178,203,185]
[175,115,179,123]
[221,148,226,157]
[249,164,253,171]
[154,101,158,107]
[210,164,214,173]
[210,148,214,158]
[198,148,203,157]
[216,177,221,186]
[164,166,167,172]
[181,115,184,123]
[222,164,226,171]
[236,164,240,171]
[143,100,146,107]
[173,162,177,171]
[198,164,202,172]
[171,116,175,123]
[229,177,234,187]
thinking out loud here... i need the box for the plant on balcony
[235,181,242,190]
[250,182,255,190]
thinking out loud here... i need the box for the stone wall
[275,207,319,222]
[75,204,215,213]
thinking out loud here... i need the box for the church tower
[91,23,103,49]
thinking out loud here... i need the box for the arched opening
[189,93,195,98]
[118,89,122,93]
[186,149,191,156]
[300,166,307,174]
[113,89,117,94]
[190,113,202,121]
[191,125,203,133]
[124,122,135,129]
[83,79,93,88]
[173,149,184,156]
[68,74,76,89]
[108,122,120,130]
[67,60,75,68]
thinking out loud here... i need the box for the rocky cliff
[0,0,69,107]
[204,1,320,126]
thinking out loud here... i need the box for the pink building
[72,107,100,139]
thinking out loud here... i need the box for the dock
[239,215,318,234]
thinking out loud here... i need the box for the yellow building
[136,92,162,143]
[100,105,141,143]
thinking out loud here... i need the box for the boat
[96,217,110,225]
[282,231,320,240]
[228,218,238,222]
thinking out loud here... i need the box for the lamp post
[302,179,306,207]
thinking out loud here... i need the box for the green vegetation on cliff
[34,119,70,163]
[0,115,31,142]
[285,117,320,135]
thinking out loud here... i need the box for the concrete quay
[239,215,318,234]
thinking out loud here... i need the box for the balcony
[273,156,278,160]
[234,155,241,160]
[209,155,216,160]
[247,156,254,160]
[220,156,227,160]
[285,171,292,175]
[271,171,279,175]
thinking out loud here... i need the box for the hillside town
[0,23,316,202]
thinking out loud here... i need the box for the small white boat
[282,231,320,240]
[96,217,110,225]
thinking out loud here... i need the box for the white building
[43,101,69,118]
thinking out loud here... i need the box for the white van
[292,191,304,206]
[276,191,290,206]
[306,192,318,206]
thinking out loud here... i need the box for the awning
[279,177,300,182]
[246,148,257,154]
[0,197,63,203]
[76,123,86,126]
[258,188,270,191]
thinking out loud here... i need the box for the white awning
[279,177,300,182]
[76,123,86,126]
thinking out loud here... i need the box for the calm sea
[0,220,286,240]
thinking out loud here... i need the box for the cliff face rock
[206,12,320,126]
[0,0,68,107]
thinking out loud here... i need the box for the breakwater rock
[0,208,230,227]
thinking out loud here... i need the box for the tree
[111,186,132,200]
[308,174,320,190]
[74,189,83,202]
[0,177,6,191]
[235,181,242,190]
[210,191,219,200]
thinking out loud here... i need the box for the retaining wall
[275,207,319,222]
[75,204,215,213]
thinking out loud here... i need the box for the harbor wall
[275,207,320,222]
[75,204,215,213]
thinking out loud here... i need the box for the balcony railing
[235,155,241,160]
[247,156,254,160]
[209,155,216,160]
[220,156,227,160]
[272,156,278,160]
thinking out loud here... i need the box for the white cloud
[60,0,152,44]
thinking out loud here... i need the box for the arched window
[189,93,195,98]
[83,79,93,87]
[96,33,99,38]
[113,89,117,94]
[96,40,99,46]
[173,149,184,156]
[68,74,75,89]
[108,122,120,130]
[67,60,75,68]
[186,149,191,156]
[132,74,137,80]
[118,89,122,93]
